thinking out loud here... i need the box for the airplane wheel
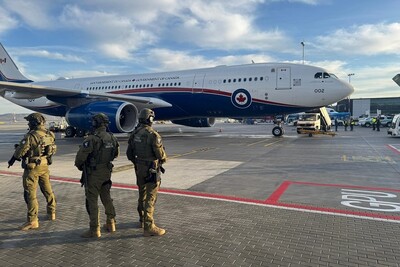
[65,126,76,138]
[76,128,86,137]
[272,126,284,137]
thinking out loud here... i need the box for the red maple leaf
[236,94,247,103]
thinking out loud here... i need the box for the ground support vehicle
[387,114,400,136]
[296,107,334,137]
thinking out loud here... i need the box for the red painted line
[265,180,291,203]
[287,180,400,193]
[2,170,400,221]
[269,202,400,221]
[387,144,400,154]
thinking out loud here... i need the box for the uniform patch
[21,140,26,145]
[83,141,90,148]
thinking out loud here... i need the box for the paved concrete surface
[1,122,400,266]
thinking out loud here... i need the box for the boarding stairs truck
[387,114,400,136]
[296,107,334,137]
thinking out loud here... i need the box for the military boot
[47,213,56,221]
[80,228,101,238]
[103,219,116,233]
[143,226,166,237]
[20,220,39,231]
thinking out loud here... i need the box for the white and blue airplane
[0,43,353,137]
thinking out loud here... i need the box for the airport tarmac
[1,122,400,266]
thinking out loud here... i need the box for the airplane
[0,43,354,137]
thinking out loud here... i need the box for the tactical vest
[92,132,118,165]
[132,126,156,161]
[30,130,57,158]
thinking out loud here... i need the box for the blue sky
[1,0,400,114]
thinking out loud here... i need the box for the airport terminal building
[337,97,400,118]
[336,74,400,118]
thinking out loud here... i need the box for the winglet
[0,43,33,83]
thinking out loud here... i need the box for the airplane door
[192,74,205,93]
[276,67,291,90]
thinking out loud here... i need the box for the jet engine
[66,101,138,133]
[171,118,216,127]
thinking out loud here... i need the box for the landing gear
[64,126,87,137]
[65,126,76,138]
[272,119,285,137]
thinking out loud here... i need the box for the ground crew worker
[376,116,381,131]
[372,117,377,130]
[8,112,57,230]
[350,118,355,131]
[74,113,119,238]
[126,108,167,237]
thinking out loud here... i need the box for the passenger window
[254,77,258,81]
[314,72,323,79]
[249,77,252,82]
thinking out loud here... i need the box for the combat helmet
[92,113,110,128]
[24,112,46,128]
[138,108,155,125]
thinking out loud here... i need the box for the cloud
[316,22,400,56]
[0,6,18,34]
[2,0,56,29]
[141,48,275,72]
[59,5,157,59]
[14,49,86,63]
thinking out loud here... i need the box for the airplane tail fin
[0,43,33,83]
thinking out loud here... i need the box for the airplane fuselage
[5,62,353,121]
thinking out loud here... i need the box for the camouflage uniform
[126,108,167,236]
[9,113,57,230]
[74,113,119,238]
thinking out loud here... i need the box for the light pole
[301,41,305,64]
[347,73,354,113]
[347,73,354,83]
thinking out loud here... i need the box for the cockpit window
[314,72,323,79]
[314,72,332,79]
[329,73,338,79]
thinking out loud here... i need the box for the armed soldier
[126,108,167,237]
[8,112,57,230]
[74,113,119,238]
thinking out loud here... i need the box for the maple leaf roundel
[231,88,252,109]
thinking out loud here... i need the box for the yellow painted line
[168,147,217,159]
[263,140,282,147]
[246,139,270,147]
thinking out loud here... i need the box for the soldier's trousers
[85,168,116,230]
[22,165,56,222]
[135,163,160,230]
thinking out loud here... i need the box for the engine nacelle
[66,101,138,133]
[171,118,216,127]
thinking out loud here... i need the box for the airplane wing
[0,81,172,108]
